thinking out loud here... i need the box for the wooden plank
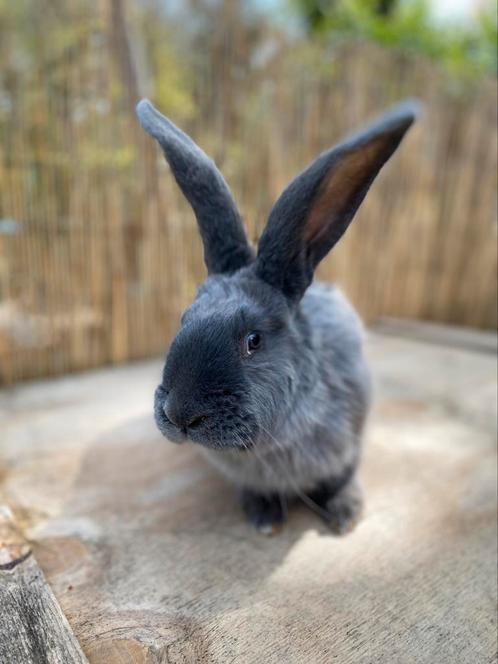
[1,334,495,663]
[0,506,88,664]
[374,317,498,354]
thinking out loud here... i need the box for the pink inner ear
[304,137,386,247]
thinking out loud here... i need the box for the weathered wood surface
[0,507,89,664]
[0,331,496,663]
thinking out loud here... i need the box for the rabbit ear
[136,99,253,274]
[256,100,420,301]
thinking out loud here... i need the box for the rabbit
[136,98,418,534]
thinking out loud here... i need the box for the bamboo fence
[0,2,496,384]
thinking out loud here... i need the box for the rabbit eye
[245,332,262,355]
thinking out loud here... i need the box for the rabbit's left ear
[137,100,253,275]
[256,100,420,302]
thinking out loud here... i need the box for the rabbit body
[137,97,418,528]
[199,281,370,493]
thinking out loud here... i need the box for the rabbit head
[137,99,418,451]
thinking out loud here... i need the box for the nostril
[162,400,178,427]
[162,399,208,431]
[187,415,208,429]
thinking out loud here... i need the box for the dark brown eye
[246,332,262,355]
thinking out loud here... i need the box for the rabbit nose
[163,399,208,431]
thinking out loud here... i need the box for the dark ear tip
[136,98,153,118]
[136,98,157,133]
[136,98,172,142]
[382,98,423,132]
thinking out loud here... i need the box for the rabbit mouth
[154,383,259,450]
[154,398,257,451]
[154,406,186,444]
[185,419,257,451]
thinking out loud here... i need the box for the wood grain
[0,507,88,664]
[0,330,496,663]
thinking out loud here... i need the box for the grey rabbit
[136,98,418,534]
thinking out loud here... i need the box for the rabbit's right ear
[256,101,420,302]
[137,100,253,275]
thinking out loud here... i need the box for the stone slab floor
[0,331,496,663]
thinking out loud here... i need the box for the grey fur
[198,281,370,493]
[136,99,253,274]
[138,99,418,519]
[256,99,421,301]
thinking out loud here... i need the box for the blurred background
[0,0,496,384]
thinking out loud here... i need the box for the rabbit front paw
[309,475,363,535]
[240,489,286,535]
[325,487,363,534]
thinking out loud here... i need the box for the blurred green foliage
[137,4,194,120]
[0,0,495,187]
[293,0,497,79]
